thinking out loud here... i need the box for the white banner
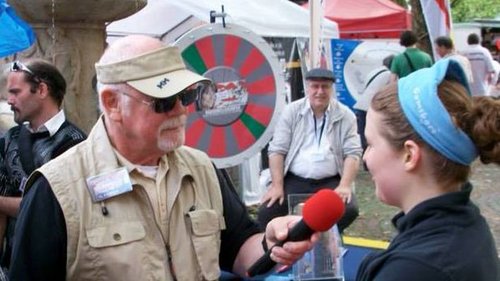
[420,0,452,60]
[309,0,324,69]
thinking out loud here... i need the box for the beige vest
[33,118,225,281]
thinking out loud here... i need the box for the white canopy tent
[106,0,339,43]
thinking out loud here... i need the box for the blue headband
[398,59,478,165]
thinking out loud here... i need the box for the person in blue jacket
[357,59,500,281]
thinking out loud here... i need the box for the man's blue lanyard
[314,114,326,147]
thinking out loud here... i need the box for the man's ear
[100,90,121,121]
[36,82,49,98]
[402,140,421,171]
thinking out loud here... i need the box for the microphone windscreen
[302,189,345,232]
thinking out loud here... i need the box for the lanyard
[313,114,326,146]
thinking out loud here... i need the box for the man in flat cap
[9,35,318,280]
[258,67,362,233]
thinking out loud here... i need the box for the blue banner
[331,39,361,109]
[0,0,35,57]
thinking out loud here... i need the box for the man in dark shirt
[10,35,317,280]
[0,59,86,276]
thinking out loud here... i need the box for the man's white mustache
[160,115,187,130]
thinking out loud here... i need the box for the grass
[342,169,398,241]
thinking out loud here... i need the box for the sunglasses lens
[153,96,177,113]
[11,61,24,72]
[152,81,212,113]
[182,81,213,106]
[11,62,19,72]
[181,89,198,106]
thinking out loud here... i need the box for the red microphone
[247,189,345,277]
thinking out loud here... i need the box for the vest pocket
[86,221,146,248]
[188,210,223,280]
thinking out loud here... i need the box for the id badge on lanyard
[312,114,327,162]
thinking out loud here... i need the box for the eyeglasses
[121,83,205,113]
[10,61,41,83]
[10,61,35,76]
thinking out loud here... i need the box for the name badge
[311,151,326,162]
[86,167,133,202]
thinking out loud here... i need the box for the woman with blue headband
[356,59,500,281]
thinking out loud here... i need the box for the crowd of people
[0,29,498,280]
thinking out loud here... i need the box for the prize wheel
[175,23,286,168]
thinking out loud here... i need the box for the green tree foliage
[388,0,499,55]
[388,0,499,23]
[451,0,500,22]
[392,0,408,8]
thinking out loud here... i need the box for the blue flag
[0,0,36,58]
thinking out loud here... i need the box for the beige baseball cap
[95,46,210,98]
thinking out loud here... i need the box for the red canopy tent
[303,0,411,39]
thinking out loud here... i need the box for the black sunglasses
[122,82,210,113]
[10,61,35,75]
[10,61,41,83]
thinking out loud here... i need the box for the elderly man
[257,68,362,233]
[9,35,317,281]
[0,59,86,275]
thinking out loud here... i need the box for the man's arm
[9,175,66,281]
[336,108,362,203]
[390,73,398,82]
[232,233,265,276]
[261,102,295,207]
[232,216,318,277]
[486,69,496,85]
[260,153,286,207]
[0,196,21,217]
[335,156,360,203]
[215,168,317,277]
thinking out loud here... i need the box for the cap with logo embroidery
[95,46,210,98]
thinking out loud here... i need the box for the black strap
[365,69,388,88]
[403,52,416,72]
[313,114,326,146]
[18,126,49,175]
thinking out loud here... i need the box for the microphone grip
[246,220,313,277]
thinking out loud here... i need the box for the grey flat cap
[305,68,335,82]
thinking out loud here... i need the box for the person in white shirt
[461,33,496,96]
[434,36,474,83]
[257,68,362,233]
[353,55,394,154]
